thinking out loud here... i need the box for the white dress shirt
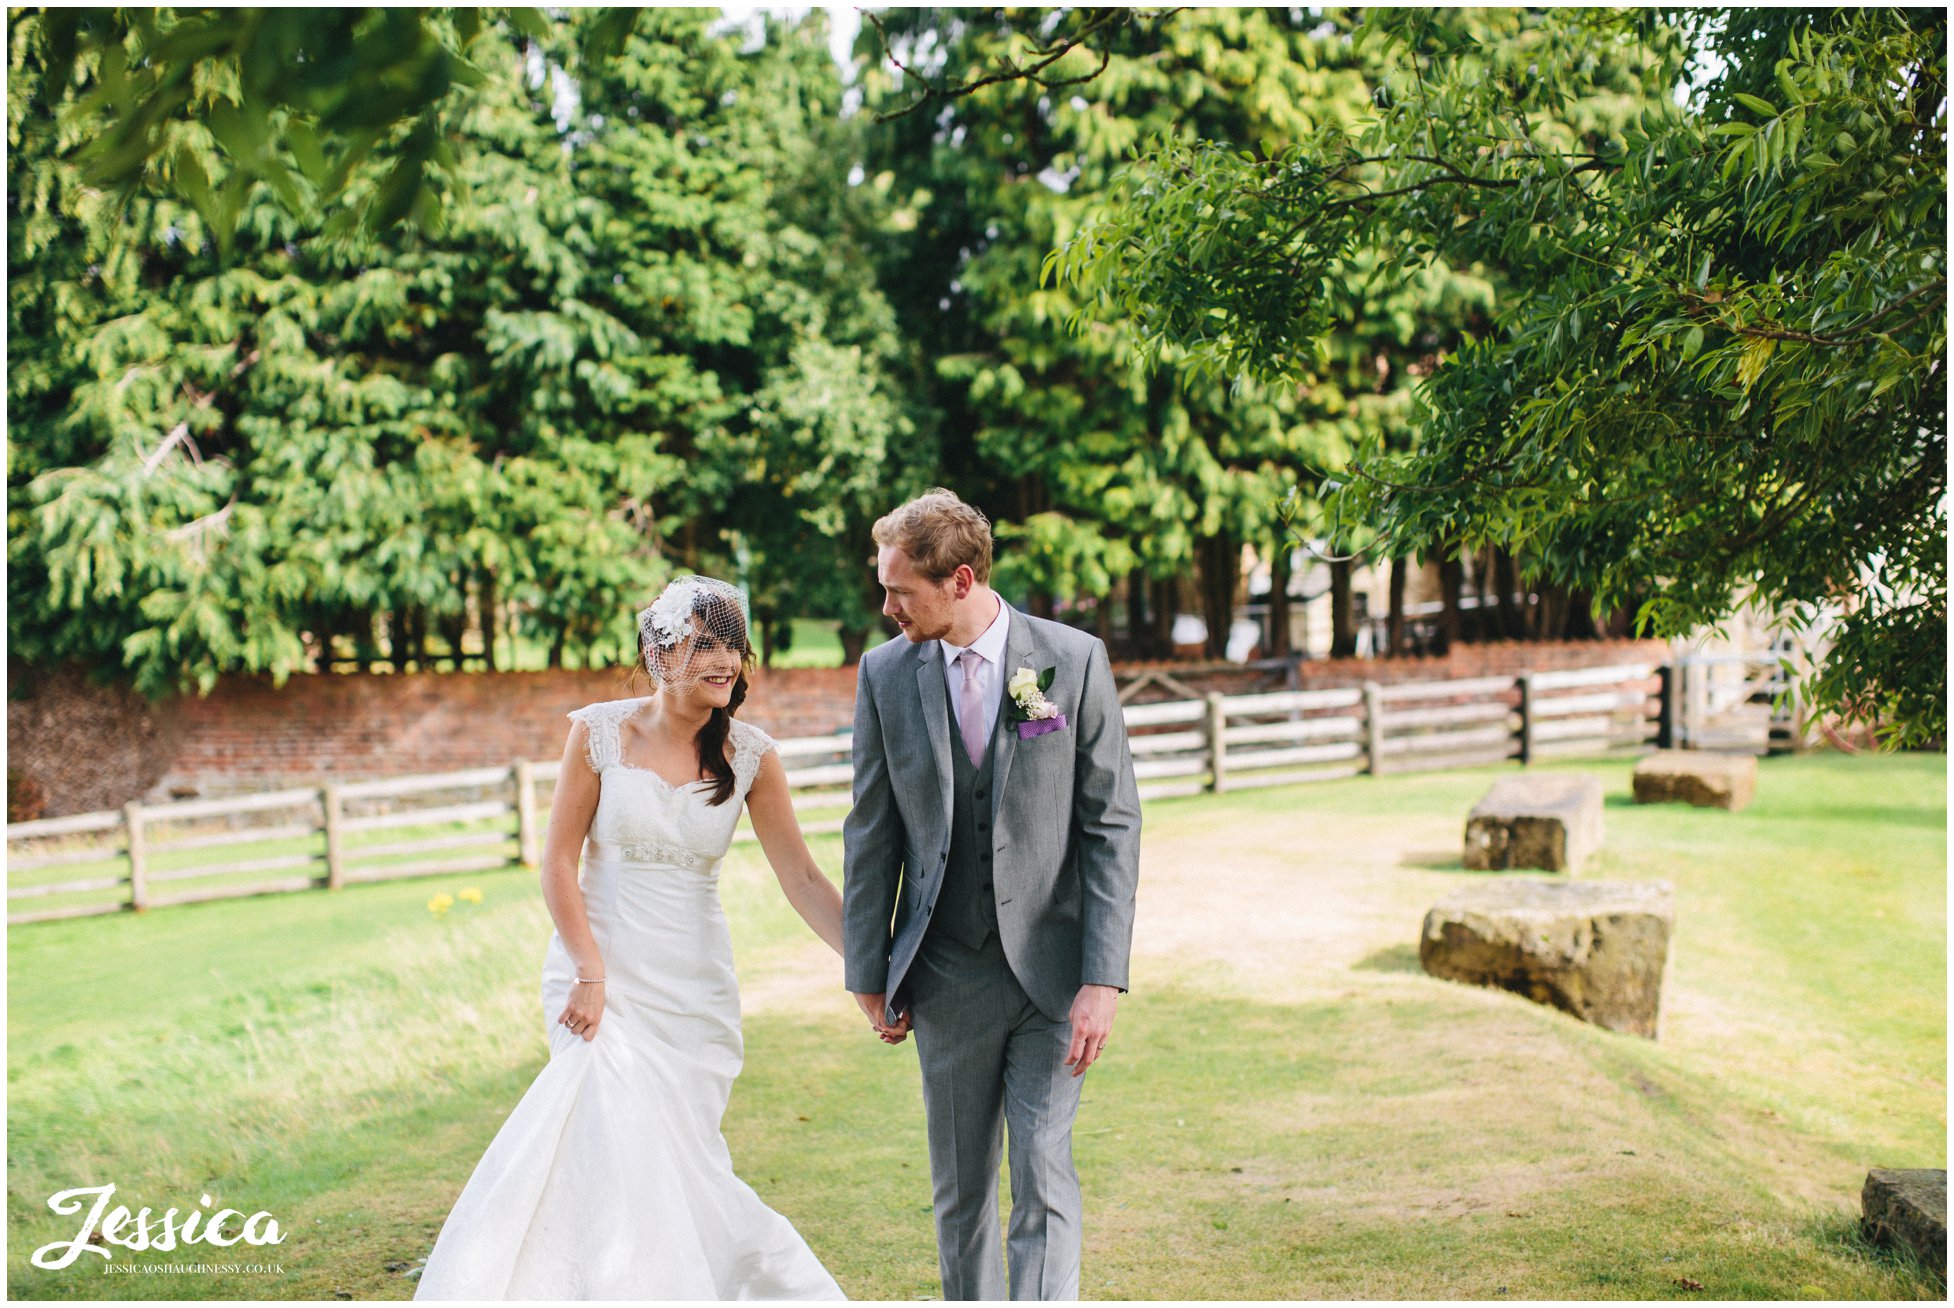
[940,595,1011,747]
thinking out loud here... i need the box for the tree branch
[867,7,1152,123]
[1680,279,1947,347]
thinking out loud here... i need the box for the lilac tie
[958,649,988,767]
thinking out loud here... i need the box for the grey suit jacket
[842,602,1142,1024]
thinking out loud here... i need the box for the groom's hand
[1065,984,1120,1076]
[852,991,911,1044]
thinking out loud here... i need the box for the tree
[865,8,1655,659]
[859,9,1390,657]
[9,16,679,692]
[10,8,935,693]
[571,8,931,665]
[1056,8,1946,744]
[11,7,644,245]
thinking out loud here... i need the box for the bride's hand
[556,980,606,1041]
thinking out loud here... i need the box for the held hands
[853,991,911,1045]
[1064,983,1119,1077]
[556,978,605,1041]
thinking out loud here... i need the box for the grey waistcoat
[930,674,1004,950]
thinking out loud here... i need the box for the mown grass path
[8,752,1943,1299]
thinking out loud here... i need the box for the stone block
[1420,878,1675,1038]
[1631,750,1756,811]
[1862,1168,1946,1276]
[1463,774,1604,873]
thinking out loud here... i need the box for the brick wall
[151,664,863,801]
[1296,637,1668,688]
[1114,638,1669,701]
[9,637,1667,817]
[6,662,859,816]
[7,661,189,821]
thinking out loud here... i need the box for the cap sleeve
[566,700,633,773]
[730,719,779,797]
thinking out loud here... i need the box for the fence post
[322,784,346,890]
[124,802,148,912]
[1517,673,1536,766]
[1363,682,1384,775]
[1657,664,1677,749]
[515,761,540,866]
[1205,693,1227,794]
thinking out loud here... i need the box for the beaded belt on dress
[584,838,708,869]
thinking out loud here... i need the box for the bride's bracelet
[574,976,606,985]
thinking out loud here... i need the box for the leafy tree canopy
[1054,8,1947,745]
[9,8,916,692]
[16,6,643,246]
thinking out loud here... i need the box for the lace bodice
[566,698,777,871]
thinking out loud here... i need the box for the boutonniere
[1006,666,1067,739]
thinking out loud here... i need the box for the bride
[416,576,889,1300]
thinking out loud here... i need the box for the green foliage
[860,8,1467,647]
[9,9,919,693]
[18,4,1934,718]
[1056,8,1946,744]
[11,7,649,247]
[672,11,937,645]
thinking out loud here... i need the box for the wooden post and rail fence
[4,654,1803,925]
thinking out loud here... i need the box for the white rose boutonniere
[1006,665,1066,738]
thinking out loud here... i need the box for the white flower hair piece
[642,583,699,650]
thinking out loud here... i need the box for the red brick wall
[1297,637,1668,688]
[7,662,189,821]
[1113,638,1669,701]
[10,637,1668,815]
[151,664,862,800]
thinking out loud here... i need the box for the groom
[842,488,1142,1300]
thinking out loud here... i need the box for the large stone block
[1419,879,1675,1038]
[1631,750,1757,811]
[1861,1168,1946,1276]
[1463,774,1604,873]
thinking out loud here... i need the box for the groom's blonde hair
[872,489,992,584]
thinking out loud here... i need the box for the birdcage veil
[637,576,752,692]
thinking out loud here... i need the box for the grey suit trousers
[909,930,1084,1301]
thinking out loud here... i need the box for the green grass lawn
[8,752,1944,1299]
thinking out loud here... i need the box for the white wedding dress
[415,700,845,1300]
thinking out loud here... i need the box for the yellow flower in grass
[428,893,455,916]
[457,887,484,905]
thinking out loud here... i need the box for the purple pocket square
[1015,714,1067,739]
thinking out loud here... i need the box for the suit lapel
[913,639,955,818]
[988,603,1041,811]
